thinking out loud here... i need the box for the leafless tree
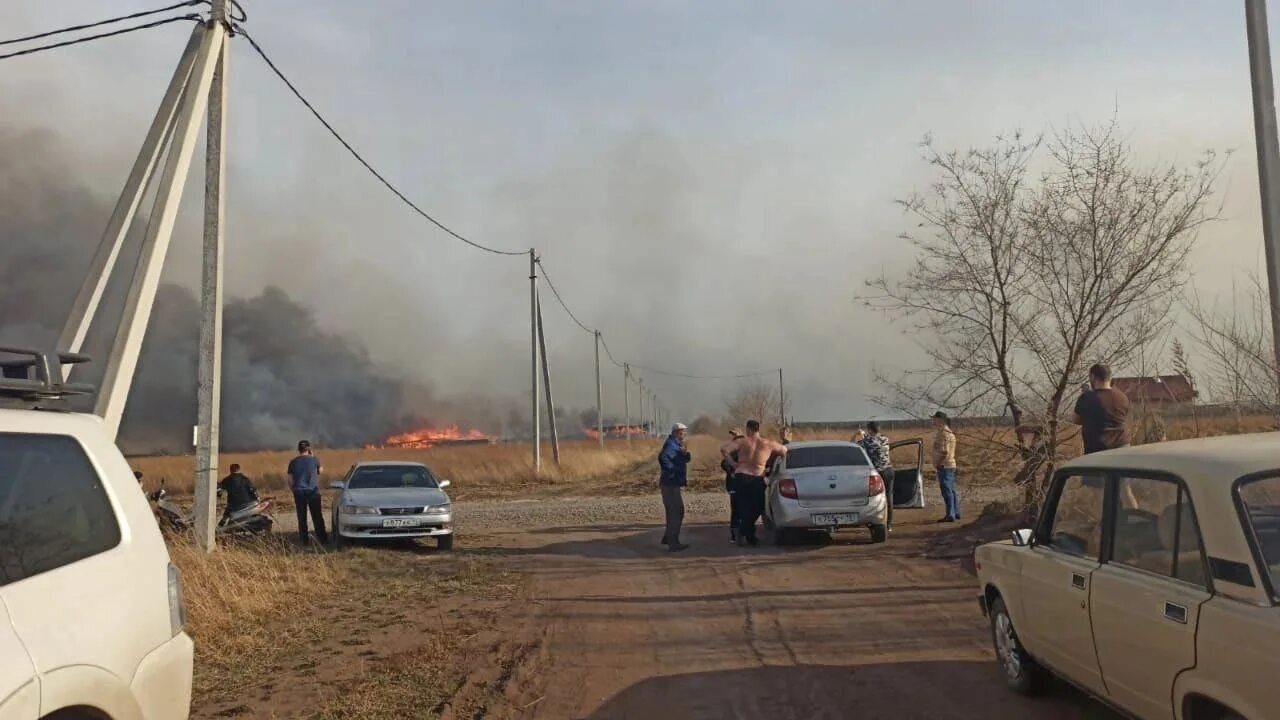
[869,121,1224,510]
[864,133,1040,446]
[1186,273,1279,423]
[724,381,779,430]
[1015,123,1222,504]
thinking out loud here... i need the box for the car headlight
[427,503,451,514]
[342,504,380,515]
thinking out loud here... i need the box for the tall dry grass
[169,535,348,702]
[134,439,662,501]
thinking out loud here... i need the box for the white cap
[671,422,689,432]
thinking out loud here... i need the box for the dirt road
[203,490,1117,718]
[457,493,1116,720]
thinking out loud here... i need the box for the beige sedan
[976,433,1280,720]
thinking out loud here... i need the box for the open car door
[889,438,925,508]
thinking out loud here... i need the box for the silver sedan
[764,441,889,544]
[329,461,454,549]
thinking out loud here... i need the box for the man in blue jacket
[659,422,692,552]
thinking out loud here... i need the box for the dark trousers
[293,489,328,543]
[661,484,684,543]
[725,473,740,532]
[735,474,766,541]
[881,467,896,527]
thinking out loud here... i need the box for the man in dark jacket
[659,422,692,552]
[722,428,743,544]
[218,463,259,521]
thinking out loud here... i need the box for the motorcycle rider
[218,463,259,522]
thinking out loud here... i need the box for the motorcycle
[146,480,276,536]
[147,481,190,534]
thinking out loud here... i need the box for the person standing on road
[287,440,328,545]
[859,421,895,532]
[931,412,960,523]
[722,419,788,547]
[659,423,693,552]
[1072,363,1131,454]
[722,427,744,544]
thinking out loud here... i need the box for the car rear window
[348,466,438,490]
[1238,476,1280,597]
[0,433,121,586]
[786,446,869,469]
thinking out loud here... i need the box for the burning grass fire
[377,425,493,449]
[583,424,650,440]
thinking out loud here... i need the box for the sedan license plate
[811,513,858,526]
[382,518,421,528]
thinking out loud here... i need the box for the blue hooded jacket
[658,434,691,487]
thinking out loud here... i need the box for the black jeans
[293,489,328,544]
[735,474,766,542]
[725,473,740,532]
[660,485,685,544]
[880,466,896,527]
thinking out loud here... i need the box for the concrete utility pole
[623,363,631,446]
[1245,0,1280,385]
[193,1,231,553]
[594,331,604,449]
[56,28,203,376]
[777,368,786,428]
[535,290,561,465]
[638,379,646,436]
[95,21,224,438]
[530,249,541,472]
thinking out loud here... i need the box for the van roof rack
[0,346,95,401]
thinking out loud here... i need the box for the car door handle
[1071,572,1086,590]
[1164,602,1188,624]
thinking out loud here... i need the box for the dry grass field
[134,439,665,501]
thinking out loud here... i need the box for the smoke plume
[0,122,527,453]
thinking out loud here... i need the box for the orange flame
[584,424,649,440]
[380,425,492,449]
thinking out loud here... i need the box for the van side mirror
[1011,528,1033,547]
[329,481,345,490]
[438,479,451,489]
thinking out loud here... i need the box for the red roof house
[1111,375,1198,405]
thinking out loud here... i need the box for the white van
[0,350,192,719]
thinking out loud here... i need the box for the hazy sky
[3,1,1274,422]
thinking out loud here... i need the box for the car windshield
[786,446,868,469]
[1238,476,1280,598]
[348,466,438,490]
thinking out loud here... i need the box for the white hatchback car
[0,349,193,720]
[764,440,889,544]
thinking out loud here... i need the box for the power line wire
[598,334,624,369]
[235,27,527,257]
[627,362,776,380]
[0,1,205,47]
[536,257,777,380]
[536,260,595,336]
[0,13,200,61]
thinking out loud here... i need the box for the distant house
[1111,374,1198,406]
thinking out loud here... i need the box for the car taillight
[167,562,186,637]
[868,473,885,496]
[779,478,798,499]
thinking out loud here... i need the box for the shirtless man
[721,419,788,546]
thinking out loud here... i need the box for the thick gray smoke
[0,123,531,453]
